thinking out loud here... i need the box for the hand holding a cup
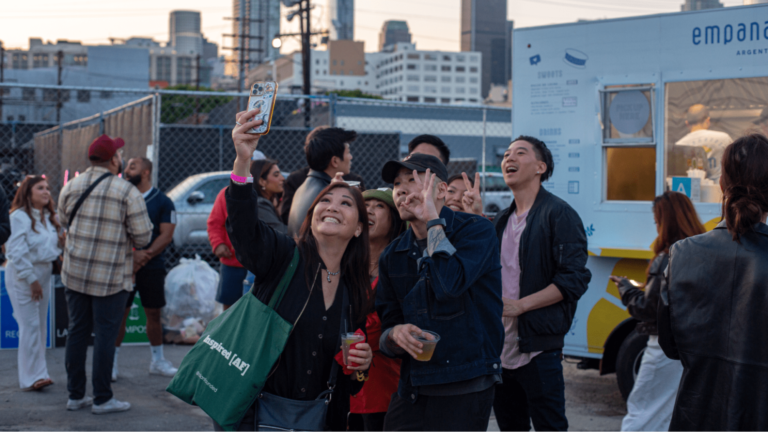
[346,343,373,371]
[389,324,438,360]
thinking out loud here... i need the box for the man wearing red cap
[58,134,153,414]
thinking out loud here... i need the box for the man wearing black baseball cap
[376,154,504,431]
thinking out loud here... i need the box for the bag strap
[67,172,112,229]
[267,246,299,310]
[326,285,349,392]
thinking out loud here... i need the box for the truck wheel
[615,329,648,401]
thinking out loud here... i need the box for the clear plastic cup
[341,333,365,365]
[411,330,440,362]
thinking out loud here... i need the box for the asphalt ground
[0,345,625,431]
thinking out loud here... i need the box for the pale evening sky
[0,0,746,54]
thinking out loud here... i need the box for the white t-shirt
[675,129,733,181]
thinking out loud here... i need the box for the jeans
[383,386,495,431]
[65,288,130,405]
[216,264,248,306]
[493,350,568,431]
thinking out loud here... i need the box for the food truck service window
[600,85,656,202]
[665,77,768,204]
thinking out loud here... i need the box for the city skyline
[0,0,748,55]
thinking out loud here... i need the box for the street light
[272,37,282,49]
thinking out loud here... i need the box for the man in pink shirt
[491,136,591,431]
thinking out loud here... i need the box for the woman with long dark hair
[349,188,405,431]
[220,110,374,431]
[250,157,286,233]
[610,191,704,431]
[6,175,62,391]
[658,134,768,430]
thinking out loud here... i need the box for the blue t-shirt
[140,188,176,270]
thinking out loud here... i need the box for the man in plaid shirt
[58,134,152,414]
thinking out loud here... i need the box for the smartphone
[246,81,278,135]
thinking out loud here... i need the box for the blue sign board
[0,268,52,349]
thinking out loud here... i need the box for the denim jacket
[376,206,504,402]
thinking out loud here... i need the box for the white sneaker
[111,365,118,382]
[91,398,131,414]
[149,358,178,377]
[67,396,93,411]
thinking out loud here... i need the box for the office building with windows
[379,20,412,51]
[681,0,724,10]
[328,0,355,40]
[231,0,280,70]
[461,0,508,98]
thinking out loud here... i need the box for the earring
[261,186,266,190]
[536,171,540,174]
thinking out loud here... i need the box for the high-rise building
[232,0,281,70]
[328,0,354,40]
[505,20,513,85]
[169,11,201,47]
[460,0,507,98]
[681,0,724,10]
[379,21,412,51]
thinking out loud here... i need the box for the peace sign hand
[405,169,440,224]
[461,172,484,216]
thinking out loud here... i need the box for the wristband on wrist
[230,173,254,185]
[426,218,446,231]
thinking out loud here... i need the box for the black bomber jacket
[493,187,592,353]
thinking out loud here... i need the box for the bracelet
[230,173,254,185]
[426,218,446,231]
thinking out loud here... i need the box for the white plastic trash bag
[163,255,219,331]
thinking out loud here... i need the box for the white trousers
[621,335,684,432]
[5,263,52,388]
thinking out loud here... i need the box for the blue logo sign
[563,48,588,69]
[584,223,595,236]
[529,54,541,65]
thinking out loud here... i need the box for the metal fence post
[329,93,337,127]
[482,108,487,205]
[218,126,224,171]
[153,93,162,187]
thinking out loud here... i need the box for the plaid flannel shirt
[58,166,153,297]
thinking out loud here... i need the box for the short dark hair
[138,157,153,176]
[305,127,357,171]
[447,173,472,187]
[513,135,555,182]
[407,134,451,164]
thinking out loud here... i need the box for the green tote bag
[167,247,300,431]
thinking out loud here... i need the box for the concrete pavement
[0,345,625,430]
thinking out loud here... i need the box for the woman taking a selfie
[610,191,704,431]
[6,175,63,391]
[219,110,374,431]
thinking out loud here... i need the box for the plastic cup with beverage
[411,330,440,362]
[341,333,365,365]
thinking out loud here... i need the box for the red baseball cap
[88,134,124,161]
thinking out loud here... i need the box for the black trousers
[349,412,387,431]
[383,386,495,431]
[64,288,129,405]
[492,350,568,431]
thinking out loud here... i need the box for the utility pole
[195,54,201,90]
[223,1,264,111]
[301,0,311,127]
[56,50,63,123]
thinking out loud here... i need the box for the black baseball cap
[381,153,449,184]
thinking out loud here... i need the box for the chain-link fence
[0,82,512,269]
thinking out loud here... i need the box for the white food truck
[512,4,768,398]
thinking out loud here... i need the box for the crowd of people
[2,104,767,431]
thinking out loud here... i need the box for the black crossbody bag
[255,286,350,431]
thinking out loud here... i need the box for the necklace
[325,269,340,282]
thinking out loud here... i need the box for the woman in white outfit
[5,175,63,391]
[610,191,705,431]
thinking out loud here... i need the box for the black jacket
[287,169,331,238]
[617,253,668,336]
[0,186,10,246]
[658,221,768,431]
[493,187,591,353]
[280,167,366,226]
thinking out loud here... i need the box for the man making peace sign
[375,153,504,431]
